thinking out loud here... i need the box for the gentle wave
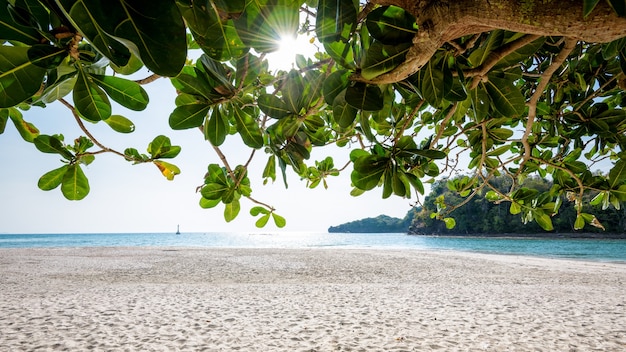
[0,232,625,263]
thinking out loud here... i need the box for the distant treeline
[329,176,626,236]
[328,213,415,233]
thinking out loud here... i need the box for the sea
[0,232,625,263]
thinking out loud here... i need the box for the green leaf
[316,0,357,43]
[534,211,554,231]
[361,41,411,80]
[34,135,73,159]
[169,103,210,130]
[583,0,601,17]
[201,183,228,200]
[365,5,417,44]
[224,199,240,222]
[232,104,264,148]
[483,75,525,118]
[107,0,187,76]
[56,0,131,67]
[609,159,626,188]
[258,94,294,118]
[0,108,7,134]
[147,135,180,159]
[38,165,68,191]
[416,58,450,108]
[345,83,383,111]
[103,115,135,133]
[607,0,626,17]
[443,217,456,229]
[272,213,286,228]
[73,68,111,121]
[199,197,220,209]
[255,213,271,227]
[205,107,228,146]
[574,214,586,230]
[180,3,248,61]
[323,39,356,70]
[323,69,350,105]
[61,164,90,200]
[0,46,47,108]
[0,0,43,44]
[250,206,269,216]
[90,75,149,111]
[333,90,358,128]
[282,70,305,114]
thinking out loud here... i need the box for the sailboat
[176,224,180,235]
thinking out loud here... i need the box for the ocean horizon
[1,232,625,263]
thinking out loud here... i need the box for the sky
[0,37,420,234]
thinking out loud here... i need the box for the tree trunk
[365,0,626,84]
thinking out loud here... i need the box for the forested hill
[327,212,415,233]
[411,176,626,236]
[329,176,626,237]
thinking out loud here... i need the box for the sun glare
[268,34,318,71]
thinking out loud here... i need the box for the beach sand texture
[0,247,624,351]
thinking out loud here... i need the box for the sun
[267,34,318,71]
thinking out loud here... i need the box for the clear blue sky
[0,44,418,234]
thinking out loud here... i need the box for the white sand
[0,247,624,351]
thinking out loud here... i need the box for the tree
[410,175,626,235]
[2,0,626,230]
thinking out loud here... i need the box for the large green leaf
[34,134,74,159]
[171,66,221,101]
[73,68,111,121]
[482,75,525,118]
[224,199,240,222]
[56,0,131,66]
[103,114,135,133]
[365,5,417,44]
[179,2,248,61]
[345,83,383,111]
[0,0,43,44]
[90,75,149,111]
[609,159,626,188]
[351,154,388,190]
[361,41,411,80]
[416,57,451,108]
[61,164,90,200]
[332,90,357,128]
[147,135,180,159]
[169,103,210,130]
[0,46,47,108]
[323,69,350,105]
[205,107,228,146]
[258,93,294,118]
[60,0,186,75]
[0,108,7,134]
[316,0,357,43]
[282,70,304,114]
[323,39,356,70]
[201,182,228,200]
[38,165,67,191]
[232,104,264,148]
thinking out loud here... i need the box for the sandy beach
[0,247,624,351]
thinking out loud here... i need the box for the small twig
[134,74,161,85]
[59,98,128,160]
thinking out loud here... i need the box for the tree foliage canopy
[2,0,626,230]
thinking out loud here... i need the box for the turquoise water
[1,232,625,263]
